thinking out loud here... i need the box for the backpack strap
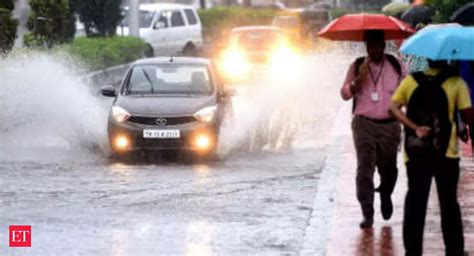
[411,71,427,87]
[385,54,402,77]
[353,57,365,77]
[354,54,402,77]
[352,57,365,113]
[412,70,451,88]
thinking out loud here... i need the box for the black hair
[363,30,385,43]
[427,59,459,76]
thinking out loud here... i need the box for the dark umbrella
[401,5,435,28]
[309,2,331,10]
[450,2,474,26]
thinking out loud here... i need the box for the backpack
[352,54,402,112]
[404,71,452,159]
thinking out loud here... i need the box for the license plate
[143,129,180,139]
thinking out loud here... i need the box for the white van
[119,3,203,57]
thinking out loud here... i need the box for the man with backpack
[390,59,472,256]
[341,30,407,229]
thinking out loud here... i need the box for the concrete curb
[300,103,352,255]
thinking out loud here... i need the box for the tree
[24,0,75,48]
[71,0,123,37]
[425,0,471,23]
[352,0,391,11]
[0,0,18,53]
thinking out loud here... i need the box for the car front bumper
[108,119,219,153]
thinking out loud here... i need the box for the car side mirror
[222,87,236,97]
[153,22,166,30]
[101,85,116,97]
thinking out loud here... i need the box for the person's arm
[340,61,368,101]
[460,108,474,128]
[390,76,431,138]
[390,101,431,138]
[456,78,474,143]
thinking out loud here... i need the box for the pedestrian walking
[390,59,472,256]
[341,30,408,229]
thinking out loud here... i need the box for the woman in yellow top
[390,59,472,256]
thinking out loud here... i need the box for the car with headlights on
[101,57,233,157]
[217,26,302,83]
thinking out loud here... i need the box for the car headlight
[220,49,249,80]
[194,106,217,123]
[112,106,131,123]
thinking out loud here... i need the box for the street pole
[199,0,206,9]
[129,0,139,37]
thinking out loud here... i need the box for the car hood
[115,94,216,116]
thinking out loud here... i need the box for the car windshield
[125,64,213,95]
[122,10,154,28]
[231,30,282,51]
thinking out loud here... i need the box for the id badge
[371,92,380,102]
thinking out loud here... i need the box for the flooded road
[0,48,357,255]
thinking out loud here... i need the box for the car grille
[128,116,197,126]
[248,54,270,64]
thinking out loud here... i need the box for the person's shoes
[381,194,393,220]
[359,218,373,229]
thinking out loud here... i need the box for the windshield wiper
[140,69,154,93]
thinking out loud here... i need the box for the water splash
[217,44,363,156]
[0,52,109,159]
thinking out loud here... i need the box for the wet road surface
[0,148,324,255]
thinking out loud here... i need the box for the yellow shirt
[392,68,472,159]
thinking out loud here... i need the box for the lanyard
[368,58,385,89]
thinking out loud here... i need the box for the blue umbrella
[400,26,474,60]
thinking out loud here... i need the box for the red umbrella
[318,13,415,41]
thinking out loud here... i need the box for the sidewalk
[324,130,474,255]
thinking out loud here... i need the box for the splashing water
[0,43,364,161]
[218,43,364,156]
[0,52,109,159]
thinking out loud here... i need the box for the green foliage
[330,7,355,19]
[0,2,18,54]
[1,0,15,10]
[425,0,471,23]
[71,0,123,37]
[348,0,391,11]
[25,0,75,48]
[198,7,277,41]
[65,36,148,70]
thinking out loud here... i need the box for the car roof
[139,3,192,11]
[231,26,281,32]
[132,57,210,66]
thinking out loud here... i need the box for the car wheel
[143,44,154,58]
[182,43,197,56]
